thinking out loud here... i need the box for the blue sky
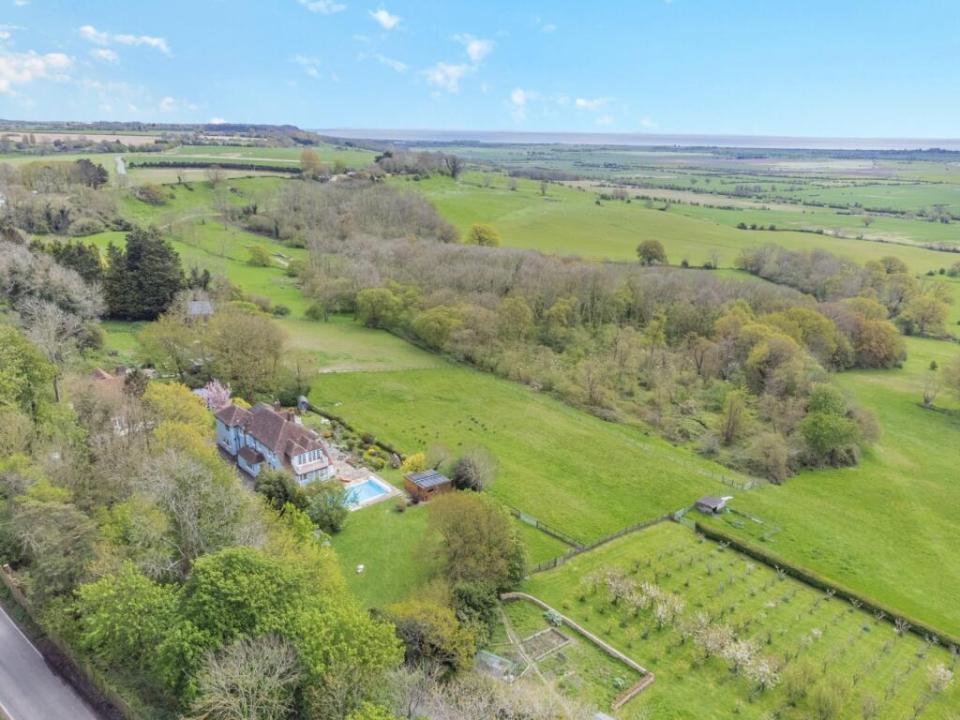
[1,0,958,137]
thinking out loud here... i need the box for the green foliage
[346,702,400,720]
[386,599,476,677]
[450,447,495,492]
[428,492,525,592]
[800,412,861,466]
[247,244,273,267]
[356,287,402,329]
[103,226,184,320]
[0,325,54,418]
[181,547,303,645]
[305,481,350,534]
[636,239,668,265]
[467,222,501,247]
[255,468,307,512]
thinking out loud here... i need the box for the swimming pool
[345,477,392,509]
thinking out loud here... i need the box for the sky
[1,0,959,138]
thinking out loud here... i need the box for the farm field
[309,365,742,545]
[405,174,960,273]
[704,336,960,637]
[523,522,960,719]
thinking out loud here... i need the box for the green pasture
[404,174,959,273]
[309,365,740,545]
[707,336,960,636]
[524,522,960,719]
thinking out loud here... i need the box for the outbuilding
[695,495,731,514]
[404,469,452,502]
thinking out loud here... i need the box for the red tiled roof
[238,404,328,461]
[215,404,250,427]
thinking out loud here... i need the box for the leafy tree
[300,148,327,179]
[346,703,401,720]
[400,452,427,474]
[636,239,668,265]
[467,223,501,247]
[306,481,350,534]
[356,287,402,329]
[206,307,287,398]
[946,355,960,399]
[428,492,525,592]
[719,390,749,446]
[800,412,860,465]
[0,325,54,418]
[103,227,184,320]
[412,306,461,349]
[138,312,201,380]
[899,294,949,336]
[248,245,273,267]
[451,581,499,645]
[255,468,307,512]
[182,547,304,644]
[76,563,180,674]
[292,600,402,720]
[47,239,103,283]
[386,599,476,678]
[746,431,789,483]
[142,382,210,430]
[10,480,97,600]
[71,158,109,189]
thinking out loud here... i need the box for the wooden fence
[528,511,681,574]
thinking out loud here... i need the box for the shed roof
[695,495,727,510]
[406,469,451,490]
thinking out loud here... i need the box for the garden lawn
[330,500,440,608]
[310,366,742,545]
[708,336,960,636]
[523,522,960,720]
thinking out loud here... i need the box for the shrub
[450,448,496,492]
[305,482,350,534]
[248,245,273,267]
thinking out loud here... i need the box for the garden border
[501,592,655,710]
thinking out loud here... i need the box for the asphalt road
[0,606,100,720]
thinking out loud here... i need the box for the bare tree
[188,635,302,720]
[20,298,86,402]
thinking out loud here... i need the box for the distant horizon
[318,128,960,152]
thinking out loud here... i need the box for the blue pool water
[346,477,390,508]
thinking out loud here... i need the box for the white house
[215,403,334,484]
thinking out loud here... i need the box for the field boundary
[0,565,135,720]
[695,522,960,649]
[528,511,680,574]
[500,592,655,709]
[505,505,584,550]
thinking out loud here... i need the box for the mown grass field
[309,365,741,544]
[523,522,960,719]
[404,174,959,273]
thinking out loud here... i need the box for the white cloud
[209,117,227,124]
[90,48,118,62]
[454,34,493,62]
[79,24,109,44]
[639,116,657,129]
[79,25,170,54]
[509,87,539,120]
[158,96,198,113]
[0,25,23,41]
[423,61,470,93]
[575,96,608,111]
[0,50,71,93]
[369,8,400,29]
[541,23,557,33]
[596,114,615,126]
[373,53,407,73]
[13,0,29,5]
[292,54,324,78]
[159,96,176,112]
[298,0,346,13]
